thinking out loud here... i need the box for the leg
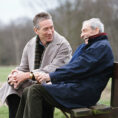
[42,98,54,118]
[7,94,20,118]
[16,84,64,118]
[23,84,54,118]
[15,87,30,118]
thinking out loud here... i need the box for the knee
[22,87,30,98]
[7,94,20,107]
[28,84,42,95]
[23,87,29,93]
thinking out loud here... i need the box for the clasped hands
[8,70,50,89]
[34,72,50,84]
[8,70,29,89]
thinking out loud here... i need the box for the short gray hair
[83,18,104,33]
[33,12,52,29]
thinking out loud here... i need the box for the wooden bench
[59,62,118,118]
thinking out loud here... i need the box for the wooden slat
[70,108,118,118]
[111,62,118,107]
[70,104,111,118]
[90,104,112,115]
[71,108,92,117]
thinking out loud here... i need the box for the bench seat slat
[71,108,92,117]
[70,104,112,117]
[90,104,112,115]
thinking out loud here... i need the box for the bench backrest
[111,62,118,107]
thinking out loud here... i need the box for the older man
[0,12,72,118]
[15,18,114,118]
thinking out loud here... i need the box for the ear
[34,27,39,35]
[96,27,100,34]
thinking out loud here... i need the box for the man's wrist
[46,74,51,82]
[29,72,35,80]
[29,72,33,79]
[24,72,33,80]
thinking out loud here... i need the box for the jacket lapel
[28,37,36,71]
[40,31,61,68]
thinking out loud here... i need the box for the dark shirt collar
[36,35,44,46]
[36,35,50,47]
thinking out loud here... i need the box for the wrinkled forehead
[39,19,53,28]
[81,22,91,30]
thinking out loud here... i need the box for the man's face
[81,24,99,44]
[34,19,54,45]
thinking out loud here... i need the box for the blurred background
[0,0,118,66]
[0,0,117,117]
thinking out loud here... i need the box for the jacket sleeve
[16,43,29,72]
[50,44,113,83]
[38,41,72,73]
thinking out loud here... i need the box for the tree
[0,0,118,65]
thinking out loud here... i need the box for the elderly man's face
[81,24,99,44]
[34,19,54,45]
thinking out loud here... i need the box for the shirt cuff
[49,72,57,83]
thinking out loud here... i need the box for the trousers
[15,84,65,118]
[7,94,20,118]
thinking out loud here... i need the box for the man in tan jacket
[0,12,72,118]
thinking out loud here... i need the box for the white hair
[83,18,104,33]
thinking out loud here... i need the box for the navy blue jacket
[43,33,114,109]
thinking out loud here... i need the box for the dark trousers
[15,84,65,118]
[7,94,20,118]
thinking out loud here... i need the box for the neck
[85,38,89,44]
[40,40,47,46]
[37,35,47,46]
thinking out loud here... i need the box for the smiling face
[81,23,99,44]
[34,19,54,46]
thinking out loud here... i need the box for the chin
[47,38,53,42]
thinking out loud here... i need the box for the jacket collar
[88,33,108,44]
[51,31,64,45]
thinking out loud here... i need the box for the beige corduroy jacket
[0,31,72,103]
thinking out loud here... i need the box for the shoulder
[85,39,113,58]
[90,39,111,50]
[53,31,70,45]
[25,36,36,48]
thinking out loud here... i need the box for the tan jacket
[0,31,72,103]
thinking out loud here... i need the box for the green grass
[0,105,9,118]
[0,66,15,118]
[0,66,15,82]
[0,66,111,118]
[99,79,111,105]
[0,106,66,118]
[54,109,67,118]
[0,66,66,118]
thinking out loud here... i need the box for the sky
[0,0,59,24]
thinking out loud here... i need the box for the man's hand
[13,71,30,89]
[8,70,18,86]
[34,72,50,84]
[8,70,30,89]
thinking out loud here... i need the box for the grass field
[0,66,15,82]
[0,66,111,118]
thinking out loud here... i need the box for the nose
[47,29,52,34]
[80,32,84,39]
